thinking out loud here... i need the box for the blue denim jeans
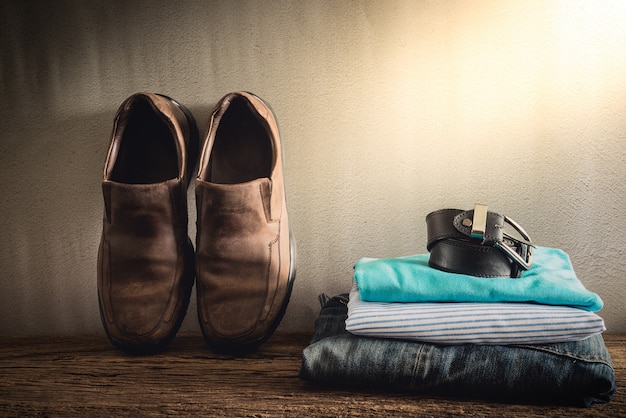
[300,294,616,407]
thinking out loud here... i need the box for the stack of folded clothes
[300,246,616,407]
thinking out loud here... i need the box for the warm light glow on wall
[363,0,626,190]
[386,1,626,143]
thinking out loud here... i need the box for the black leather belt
[426,204,534,278]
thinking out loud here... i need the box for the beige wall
[1,0,625,335]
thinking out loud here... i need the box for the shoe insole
[209,97,273,184]
[110,100,178,184]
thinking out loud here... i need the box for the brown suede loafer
[98,92,198,354]
[196,92,296,353]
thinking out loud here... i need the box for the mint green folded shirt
[353,246,603,312]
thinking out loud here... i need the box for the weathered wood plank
[0,333,623,417]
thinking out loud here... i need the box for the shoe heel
[156,94,200,184]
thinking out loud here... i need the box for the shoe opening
[110,98,178,184]
[207,96,273,184]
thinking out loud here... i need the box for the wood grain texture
[0,332,624,417]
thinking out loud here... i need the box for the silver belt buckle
[471,203,534,272]
[496,215,534,271]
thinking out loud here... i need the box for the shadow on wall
[0,101,219,335]
[0,110,109,334]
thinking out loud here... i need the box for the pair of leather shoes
[97,92,295,354]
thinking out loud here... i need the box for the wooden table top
[1,332,624,417]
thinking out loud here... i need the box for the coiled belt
[426,204,534,278]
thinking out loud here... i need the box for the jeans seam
[411,343,425,390]
[517,343,613,367]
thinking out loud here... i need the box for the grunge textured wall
[1,0,625,335]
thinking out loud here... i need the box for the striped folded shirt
[346,282,605,345]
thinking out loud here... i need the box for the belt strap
[426,204,534,278]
